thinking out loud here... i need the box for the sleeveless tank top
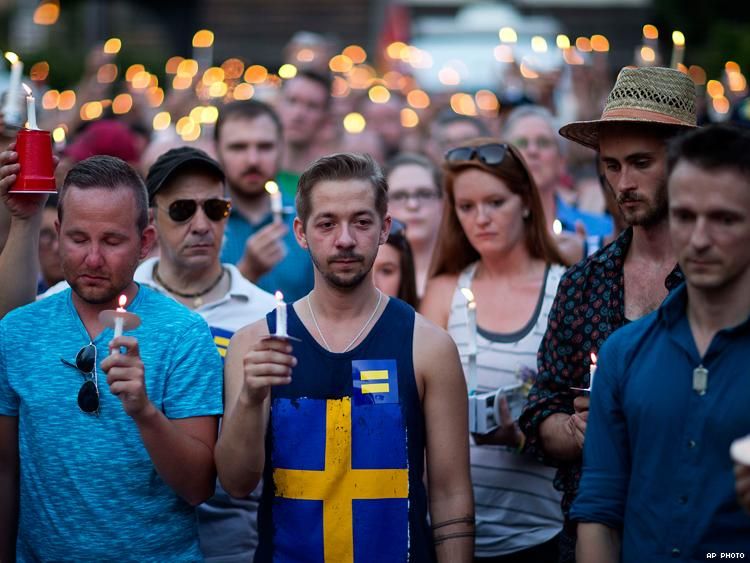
[448,262,565,557]
[254,297,434,563]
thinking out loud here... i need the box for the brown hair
[386,220,419,308]
[429,137,566,277]
[296,153,388,228]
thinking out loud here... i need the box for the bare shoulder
[419,273,459,327]
[413,312,462,377]
[230,317,270,346]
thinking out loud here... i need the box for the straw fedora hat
[559,66,698,150]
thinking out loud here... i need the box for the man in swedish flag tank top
[216,153,474,562]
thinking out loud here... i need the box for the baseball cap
[145,146,225,204]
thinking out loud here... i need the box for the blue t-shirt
[0,285,224,562]
[220,203,313,303]
[571,284,750,560]
[556,195,613,238]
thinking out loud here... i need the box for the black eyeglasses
[61,343,99,415]
[161,198,232,223]
[444,143,512,167]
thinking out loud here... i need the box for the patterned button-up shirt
[519,227,684,521]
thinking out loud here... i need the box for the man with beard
[215,153,474,562]
[519,66,698,562]
[0,156,223,561]
[575,124,750,560]
[216,100,314,302]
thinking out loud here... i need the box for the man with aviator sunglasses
[0,155,224,562]
[142,147,277,562]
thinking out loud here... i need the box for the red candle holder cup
[9,128,56,194]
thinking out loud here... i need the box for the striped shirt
[448,262,565,557]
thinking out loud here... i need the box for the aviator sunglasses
[61,343,99,415]
[444,143,518,167]
[161,198,232,223]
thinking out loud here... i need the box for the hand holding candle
[99,294,141,354]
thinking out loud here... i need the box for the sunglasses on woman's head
[444,143,512,167]
[61,343,99,415]
[162,198,232,223]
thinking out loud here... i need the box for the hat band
[601,107,694,126]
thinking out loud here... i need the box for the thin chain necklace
[154,263,226,308]
[307,290,383,353]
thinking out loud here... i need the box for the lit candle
[274,291,287,337]
[52,126,66,152]
[670,31,685,69]
[22,83,37,130]
[114,294,127,340]
[265,180,283,224]
[589,352,598,390]
[460,287,478,395]
[3,52,23,126]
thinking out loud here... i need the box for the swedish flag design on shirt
[270,359,408,563]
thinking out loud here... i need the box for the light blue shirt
[0,285,223,562]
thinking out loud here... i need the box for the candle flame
[275,290,284,302]
[460,287,475,303]
[118,294,127,309]
[22,83,32,97]
[553,219,563,235]
[265,181,279,195]
[672,31,685,47]
[590,352,597,364]
[5,52,19,65]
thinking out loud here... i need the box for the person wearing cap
[214,100,314,302]
[142,146,277,562]
[575,124,750,561]
[0,155,222,562]
[519,66,697,561]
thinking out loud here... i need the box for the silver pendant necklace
[307,290,383,353]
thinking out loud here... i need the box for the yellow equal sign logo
[360,370,389,394]
[214,335,230,358]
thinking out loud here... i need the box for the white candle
[265,181,283,223]
[460,287,478,395]
[670,31,685,69]
[275,291,287,337]
[3,55,23,124]
[114,294,127,340]
[22,84,36,130]
[589,352,598,390]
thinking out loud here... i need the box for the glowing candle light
[265,181,282,223]
[114,294,127,340]
[3,52,24,126]
[670,31,685,69]
[22,84,37,130]
[589,352,598,390]
[275,291,287,337]
[460,287,478,395]
[553,219,563,235]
